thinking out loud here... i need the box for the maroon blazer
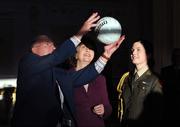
[74,75,112,127]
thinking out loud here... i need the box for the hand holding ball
[95,17,122,44]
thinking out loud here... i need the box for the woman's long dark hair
[128,39,155,80]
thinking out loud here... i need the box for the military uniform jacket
[121,69,163,127]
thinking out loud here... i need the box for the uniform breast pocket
[137,81,151,95]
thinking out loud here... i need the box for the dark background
[0,0,154,77]
[1,0,180,78]
[0,0,180,126]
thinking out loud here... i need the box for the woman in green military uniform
[117,39,163,127]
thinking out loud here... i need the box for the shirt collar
[135,65,149,77]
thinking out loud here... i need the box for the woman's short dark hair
[80,35,97,53]
[129,39,155,70]
[69,35,97,67]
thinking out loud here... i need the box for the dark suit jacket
[11,39,99,127]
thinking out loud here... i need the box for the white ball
[95,17,122,44]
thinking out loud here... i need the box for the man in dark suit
[11,12,125,127]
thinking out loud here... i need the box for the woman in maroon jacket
[71,35,112,127]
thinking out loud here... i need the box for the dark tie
[131,73,139,92]
[133,72,139,81]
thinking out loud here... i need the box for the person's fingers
[91,24,97,28]
[118,35,125,44]
[86,13,100,29]
[87,12,99,22]
[114,35,125,48]
[89,15,100,24]
[94,105,103,111]
[94,109,102,114]
[94,105,104,115]
[111,35,126,49]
